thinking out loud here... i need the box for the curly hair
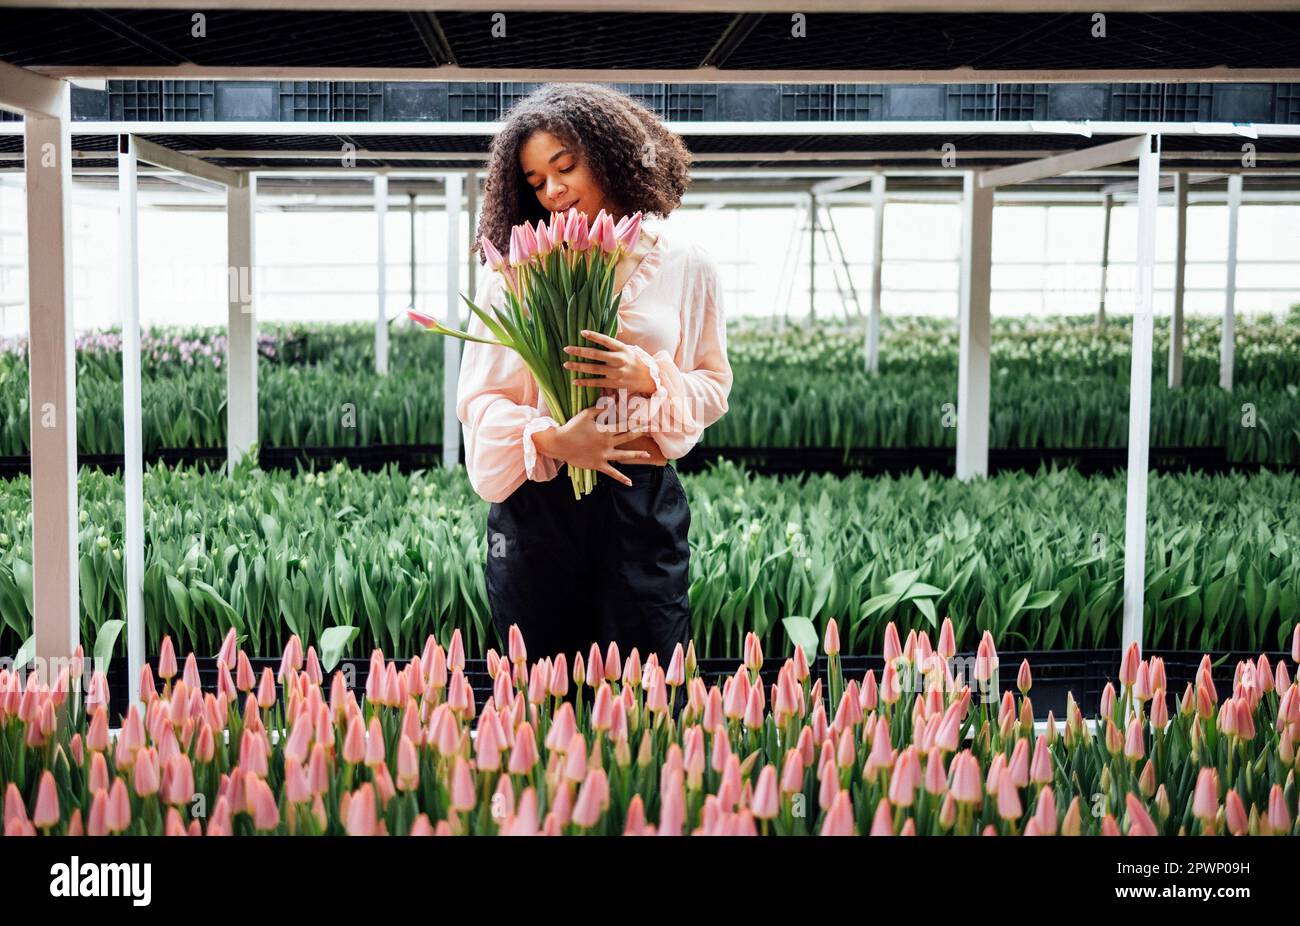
[472,83,693,264]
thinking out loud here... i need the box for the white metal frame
[1221,174,1243,391]
[116,135,244,707]
[964,134,1161,655]
[0,62,79,682]
[1169,173,1188,388]
[375,172,389,376]
[442,173,463,470]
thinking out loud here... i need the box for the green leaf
[319,625,360,672]
[93,619,126,676]
[781,615,819,663]
[14,634,35,671]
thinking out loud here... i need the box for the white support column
[442,173,464,470]
[375,173,389,376]
[1098,193,1113,326]
[1121,134,1161,654]
[118,136,145,708]
[226,175,257,475]
[408,192,417,312]
[807,192,817,322]
[956,171,993,482]
[24,80,79,674]
[1221,174,1242,392]
[1169,173,1188,389]
[865,174,885,375]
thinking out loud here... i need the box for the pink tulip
[1124,716,1146,761]
[32,771,59,830]
[396,735,419,792]
[1017,659,1032,694]
[823,618,840,657]
[345,783,376,836]
[666,644,686,687]
[888,747,921,808]
[217,626,238,669]
[1119,641,1140,687]
[1268,784,1291,833]
[164,754,195,806]
[450,757,476,813]
[1192,767,1219,825]
[133,747,160,798]
[743,633,763,673]
[1224,789,1249,836]
[158,636,178,681]
[750,765,779,820]
[572,768,608,829]
[1125,793,1158,836]
[1032,786,1058,836]
[1030,736,1053,785]
[86,790,108,837]
[614,211,643,252]
[819,789,855,836]
[249,774,280,831]
[996,772,1022,821]
[869,798,893,836]
[106,778,131,834]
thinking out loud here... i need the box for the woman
[456,83,733,673]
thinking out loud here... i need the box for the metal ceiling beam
[4,0,1299,11]
[977,136,1148,187]
[2,119,1293,138]
[0,59,69,118]
[128,134,244,187]
[25,64,1300,83]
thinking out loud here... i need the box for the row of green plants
[8,311,1294,386]
[0,458,1295,662]
[727,310,1300,387]
[1,345,1295,463]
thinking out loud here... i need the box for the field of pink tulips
[3,618,1299,837]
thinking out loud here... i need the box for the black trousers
[485,461,692,672]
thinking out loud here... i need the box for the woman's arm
[455,269,562,503]
[623,247,734,461]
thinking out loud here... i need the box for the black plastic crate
[780,83,835,120]
[499,81,544,114]
[612,82,666,115]
[833,84,884,120]
[331,81,384,121]
[1110,83,1164,121]
[1276,83,1300,123]
[0,110,20,122]
[947,84,997,120]
[1162,83,1214,122]
[663,83,719,121]
[997,83,1050,120]
[278,81,331,121]
[108,79,163,121]
[448,82,502,121]
[161,80,215,121]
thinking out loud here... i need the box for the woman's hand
[562,330,656,395]
[532,406,657,487]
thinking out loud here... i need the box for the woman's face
[519,129,616,223]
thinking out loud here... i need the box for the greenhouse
[0,0,1298,875]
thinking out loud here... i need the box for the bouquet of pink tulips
[410,207,644,500]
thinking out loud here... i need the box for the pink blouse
[455,222,734,504]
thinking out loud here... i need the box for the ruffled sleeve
[624,247,733,460]
[455,267,562,503]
